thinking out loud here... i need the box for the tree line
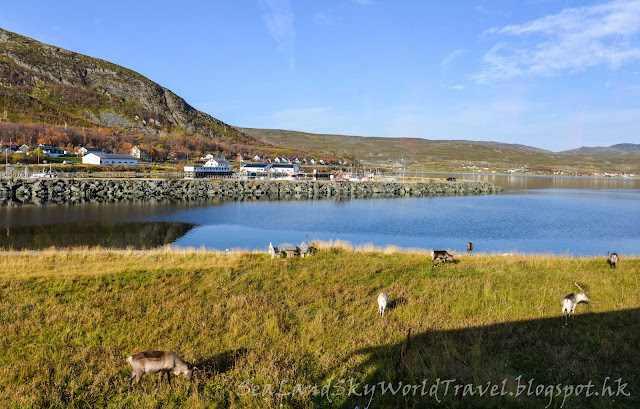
[0,121,314,163]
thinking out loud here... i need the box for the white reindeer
[377,292,389,317]
[126,350,198,393]
[562,283,590,326]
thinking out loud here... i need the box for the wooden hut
[297,242,316,258]
[278,243,298,258]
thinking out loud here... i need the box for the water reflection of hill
[1,222,194,250]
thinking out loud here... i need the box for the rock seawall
[0,179,501,205]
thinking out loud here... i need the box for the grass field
[0,247,638,408]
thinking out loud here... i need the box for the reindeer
[467,242,474,254]
[377,292,389,317]
[562,283,590,326]
[126,350,199,393]
[607,252,619,270]
[430,250,453,266]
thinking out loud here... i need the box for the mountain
[0,27,259,151]
[561,144,640,155]
[239,127,639,174]
[239,127,551,154]
[238,127,559,165]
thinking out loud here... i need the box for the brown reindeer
[430,250,453,265]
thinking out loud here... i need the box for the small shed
[278,243,297,258]
[297,242,316,258]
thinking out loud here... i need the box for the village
[0,141,385,181]
[1,141,636,180]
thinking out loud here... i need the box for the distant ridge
[561,143,640,155]
[238,127,552,154]
[239,127,638,174]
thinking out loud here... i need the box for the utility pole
[5,138,9,178]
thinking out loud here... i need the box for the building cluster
[2,140,358,180]
[2,142,141,166]
[184,158,232,178]
[239,155,351,167]
[184,158,302,179]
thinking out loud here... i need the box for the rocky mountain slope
[0,27,255,146]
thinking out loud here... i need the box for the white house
[184,157,232,178]
[78,147,113,156]
[240,163,272,173]
[270,164,299,175]
[131,146,151,161]
[82,153,138,166]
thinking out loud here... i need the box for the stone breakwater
[0,179,501,205]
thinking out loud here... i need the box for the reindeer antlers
[574,282,587,294]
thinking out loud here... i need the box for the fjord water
[1,175,638,255]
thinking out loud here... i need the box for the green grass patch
[0,249,638,408]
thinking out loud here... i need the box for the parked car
[446,177,456,181]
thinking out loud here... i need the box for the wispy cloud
[472,0,640,83]
[441,49,466,72]
[258,0,296,69]
[440,83,465,90]
[352,0,373,5]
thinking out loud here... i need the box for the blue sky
[2,0,640,151]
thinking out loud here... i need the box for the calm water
[1,176,639,255]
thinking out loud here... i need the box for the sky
[1,0,640,151]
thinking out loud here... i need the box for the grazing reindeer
[378,292,389,317]
[467,242,474,254]
[430,250,453,265]
[126,350,198,393]
[607,252,619,270]
[562,283,590,326]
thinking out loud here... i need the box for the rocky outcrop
[0,179,501,205]
[0,27,254,143]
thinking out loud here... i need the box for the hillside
[0,27,270,157]
[240,127,640,175]
[561,143,640,155]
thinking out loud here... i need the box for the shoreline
[1,245,637,258]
